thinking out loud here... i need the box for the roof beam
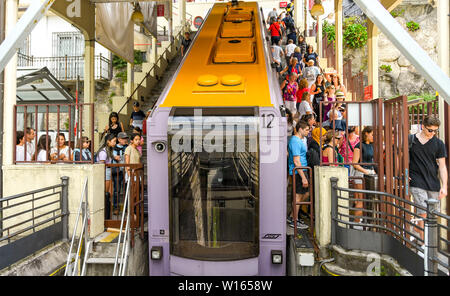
[0,0,55,74]
[353,0,450,103]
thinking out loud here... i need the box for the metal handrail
[117,24,187,115]
[113,179,131,276]
[0,180,66,243]
[330,177,450,276]
[64,177,88,276]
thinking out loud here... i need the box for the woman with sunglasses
[321,130,342,165]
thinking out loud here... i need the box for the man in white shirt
[25,127,35,161]
[285,39,297,65]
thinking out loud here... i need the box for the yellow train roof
[160,1,274,108]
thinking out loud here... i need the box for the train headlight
[151,246,163,260]
[271,250,283,264]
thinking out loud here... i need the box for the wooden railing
[105,163,145,247]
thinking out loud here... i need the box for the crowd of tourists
[268,7,448,236]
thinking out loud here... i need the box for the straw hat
[336,91,345,98]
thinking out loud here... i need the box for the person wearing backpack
[269,18,282,45]
[283,14,297,45]
[307,127,325,172]
[73,136,92,162]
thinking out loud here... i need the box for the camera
[153,141,167,153]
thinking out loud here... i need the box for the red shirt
[296,87,310,103]
[269,22,281,37]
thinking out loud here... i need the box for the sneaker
[288,219,309,230]
[287,216,293,224]
[297,220,309,230]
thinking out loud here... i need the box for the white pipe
[0,0,55,73]
[64,178,88,276]
[353,0,450,103]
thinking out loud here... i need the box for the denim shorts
[105,167,112,181]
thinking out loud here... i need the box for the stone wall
[343,1,438,98]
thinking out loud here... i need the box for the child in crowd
[15,131,28,162]
[51,133,72,161]
[73,136,92,162]
[97,133,117,199]
[132,126,144,155]
[36,135,56,162]
[130,101,146,130]
[125,133,142,180]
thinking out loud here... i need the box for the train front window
[168,112,259,261]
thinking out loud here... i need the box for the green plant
[390,8,405,18]
[109,91,116,98]
[323,20,335,44]
[380,64,392,73]
[115,70,127,83]
[343,23,368,49]
[112,50,145,70]
[406,21,420,32]
[108,98,113,105]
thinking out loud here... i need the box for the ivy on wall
[322,17,368,49]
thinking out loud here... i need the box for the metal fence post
[61,176,69,242]
[425,198,439,276]
[330,177,339,245]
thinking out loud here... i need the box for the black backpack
[306,147,320,170]
[408,134,416,150]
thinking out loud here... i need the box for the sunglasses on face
[426,127,438,134]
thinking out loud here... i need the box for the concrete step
[86,257,123,265]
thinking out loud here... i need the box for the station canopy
[16,67,75,104]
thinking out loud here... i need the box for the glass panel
[169,113,259,261]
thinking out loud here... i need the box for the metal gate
[373,96,410,236]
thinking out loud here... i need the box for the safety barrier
[0,177,69,270]
[13,103,95,164]
[330,177,449,276]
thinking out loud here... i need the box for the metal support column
[330,177,339,245]
[61,176,69,242]
[425,199,439,276]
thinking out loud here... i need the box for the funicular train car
[146,1,287,276]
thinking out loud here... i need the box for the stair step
[86,257,123,264]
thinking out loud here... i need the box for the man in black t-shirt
[409,115,447,242]
[181,32,192,57]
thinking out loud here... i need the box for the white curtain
[140,1,158,38]
[95,2,134,63]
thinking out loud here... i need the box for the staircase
[76,230,148,276]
